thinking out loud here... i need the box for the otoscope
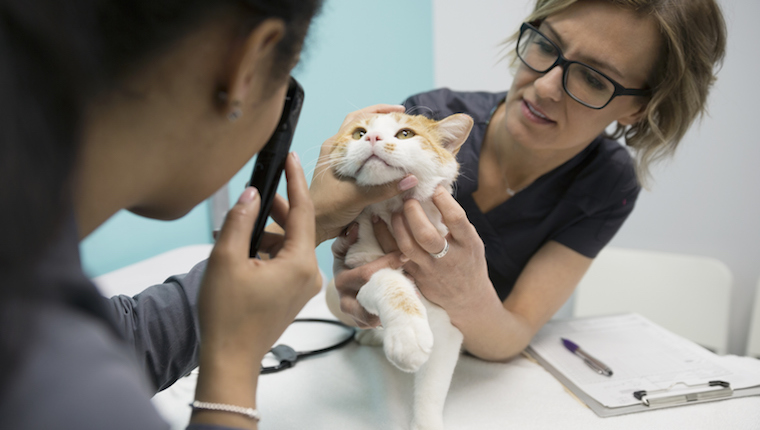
[248,77,304,258]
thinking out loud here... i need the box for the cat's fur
[330,112,474,430]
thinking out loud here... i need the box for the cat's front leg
[411,301,464,430]
[356,268,434,373]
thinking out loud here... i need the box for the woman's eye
[395,129,415,139]
[535,39,556,56]
[352,128,366,140]
[582,69,606,91]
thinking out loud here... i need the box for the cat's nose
[364,132,383,145]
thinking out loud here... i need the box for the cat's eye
[352,128,367,140]
[396,129,415,140]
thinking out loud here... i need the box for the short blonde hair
[508,0,726,185]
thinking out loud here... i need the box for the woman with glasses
[329,0,726,360]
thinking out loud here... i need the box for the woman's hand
[327,221,407,328]
[391,186,496,322]
[310,104,418,245]
[192,152,319,428]
[392,186,596,361]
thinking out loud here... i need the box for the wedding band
[430,238,449,259]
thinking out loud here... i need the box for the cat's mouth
[358,154,393,171]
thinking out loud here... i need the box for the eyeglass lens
[517,27,615,108]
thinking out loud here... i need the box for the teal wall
[80,0,434,278]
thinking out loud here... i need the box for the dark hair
[0,0,321,393]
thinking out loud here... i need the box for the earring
[227,104,243,122]
[217,91,242,122]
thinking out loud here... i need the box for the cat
[329,111,474,430]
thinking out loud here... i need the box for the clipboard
[525,313,760,417]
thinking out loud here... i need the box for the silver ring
[430,238,449,259]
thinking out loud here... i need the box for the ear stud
[227,105,243,122]
[217,91,242,122]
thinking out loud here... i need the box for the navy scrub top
[403,88,641,301]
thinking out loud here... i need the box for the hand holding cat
[196,153,320,399]
[330,222,408,328]
[391,186,497,323]
[310,104,418,245]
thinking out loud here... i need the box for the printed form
[529,313,760,408]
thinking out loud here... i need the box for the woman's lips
[521,99,556,125]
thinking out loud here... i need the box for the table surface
[94,245,760,430]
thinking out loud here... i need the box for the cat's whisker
[308,156,338,179]
[311,153,355,182]
[301,143,326,160]
[457,171,475,184]
[342,99,361,112]
[405,105,435,118]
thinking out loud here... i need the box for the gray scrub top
[0,218,242,430]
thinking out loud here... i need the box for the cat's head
[330,112,473,198]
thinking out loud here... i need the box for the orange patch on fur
[384,142,396,153]
[387,282,423,317]
[387,112,456,164]
[331,117,372,153]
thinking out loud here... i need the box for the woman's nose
[533,66,564,103]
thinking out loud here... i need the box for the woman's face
[131,72,291,222]
[504,0,661,155]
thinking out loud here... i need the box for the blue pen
[561,338,613,377]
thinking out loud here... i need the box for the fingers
[331,223,359,262]
[391,212,429,263]
[431,186,471,239]
[402,199,447,255]
[282,152,315,251]
[339,104,406,129]
[269,194,290,229]
[259,230,285,257]
[372,216,399,254]
[333,252,405,328]
[335,252,407,290]
[213,187,260,260]
[340,296,380,329]
[360,175,418,206]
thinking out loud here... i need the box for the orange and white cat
[329,112,474,430]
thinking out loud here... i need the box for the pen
[561,338,613,377]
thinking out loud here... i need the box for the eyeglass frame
[516,21,651,110]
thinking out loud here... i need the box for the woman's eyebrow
[542,21,625,81]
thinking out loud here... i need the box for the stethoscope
[260,318,356,374]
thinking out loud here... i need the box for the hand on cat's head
[311,104,419,245]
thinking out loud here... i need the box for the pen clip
[633,380,733,406]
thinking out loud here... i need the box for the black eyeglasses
[516,22,650,109]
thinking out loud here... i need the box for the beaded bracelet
[190,400,261,422]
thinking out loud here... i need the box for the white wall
[432,0,760,355]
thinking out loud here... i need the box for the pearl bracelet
[190,400,261,422]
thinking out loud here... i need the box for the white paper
[529,313,760,408]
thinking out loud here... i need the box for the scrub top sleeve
[106,259,207,393]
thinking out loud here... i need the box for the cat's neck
[365,178,454,220]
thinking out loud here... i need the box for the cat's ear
[437,114,474,156]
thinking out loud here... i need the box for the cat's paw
[383,317,434,372]
[354,328,385,346]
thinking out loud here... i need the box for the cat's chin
[355,171,406,187]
